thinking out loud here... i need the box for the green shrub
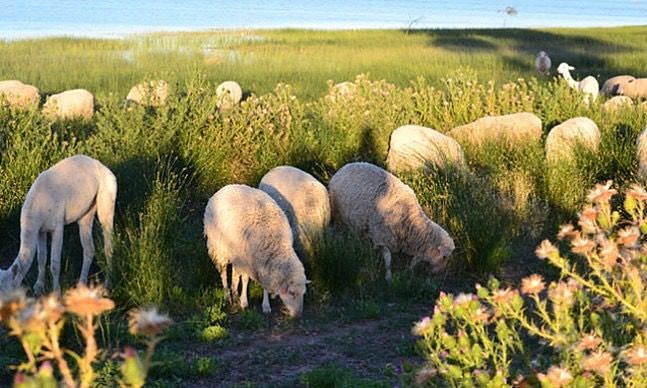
[300,363,389,388]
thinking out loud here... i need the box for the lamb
[556,62,599,103]
[448,112,543,147]
[600,75,635,96]
[535,51,551,76]
[386,125,466,173]
[126,80,169,107]
[0,155,116,294]
[203,184,309,317]
[259,166,331,257]
[328,162,454,281]
[0,80,40,109]
[637,127,647,180]
[602,96,634,112]
[616,78,647,99]
[42,89,94,120]
[545,117,600,163]
[216,81,243,111]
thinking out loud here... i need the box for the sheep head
[417,230,455,273]
[556,62,575,76]
[277,261,309,318]
[537,51,547,58]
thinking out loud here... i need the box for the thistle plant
[0,284,171,387]
[413,181,647,387]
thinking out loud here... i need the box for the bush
[300,363,389,388]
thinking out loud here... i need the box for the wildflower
[474,307,491,323]
[626,344,647,366]
[40,294,64,323]
[537,366,573,387]
[453,293,475,307]
[571,236,596,255]
[578,206,598,233]
[586,181,617,204]
[536,240,558,260]
[412,317,432,336]
[617,227,640,247]
[491,287,517,303]
[415,367,437,385]
[549,282,574,306]
[581,351,613,377]
[557,224,578,240]
[0,288,26,321]
[16,299,47,332]
[521,274,545,295]
[577,334,602,351]
[599,240,619,269]
[64,284,114,317]
[128,307,172,337]
[626,184,647,202]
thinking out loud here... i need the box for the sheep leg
[262,289,271,314]
[409,255,422,270]
[382,246,393,282]
[78,205,97,285]
[49,225,64,293]
[219,265,232,303]
[231,266,240,301]
[33,232,48,295]
[239,273,249,309]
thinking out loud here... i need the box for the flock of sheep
[1,59,646,317]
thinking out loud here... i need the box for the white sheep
[328,162,454,281]
[616,78,647,99]
[600,75,635,96]
[216,81,243,111]
[386,125,466,173]
[602,96,634,112]
[637,127,647,180]
[556,62,599,104]
[448,112,543,147]
[42,89,94,120]
[259,166,331,257]
[126,80,169,107]
[535,51,551,76]
[203,184,309,317]
[545,117,600,163]
[0,80,40,109]
[0,155,116,294]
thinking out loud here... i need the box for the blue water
[1,0,646,39]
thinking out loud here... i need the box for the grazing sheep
[216,81,243,111]
[42,89,94,120]
[386,125,466,173]
[602,96,634,112]
[616,78,647,99]
[259,166,331,257]
[556,63,599,103]
[328,162,454,281]
[448,112,543,147]
[535,51,551,76]
[600,75,635,96]
[0,80,40,109]
[545,117,600,163]
[126,80,169,107]
[637,127,647,180]
[203,184,309,317]
[0,155,116,294]
[330,81,356,96]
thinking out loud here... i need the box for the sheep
[545,117,600,163]
[0,155,116,294]
[535,51,551,76]
[600,75,635,96]
[556,62,599,104]
[637,127,647,180]
[328,162,454,281]
[0,80,40,109]
[602,96,634,112]
[330,81,356,96]
[203,184,309,317]
[42,89,94,120]
[448,112,543,147]
[259,166,331,258]
[126,80,169,107]
[386,125,466,173]
[216,81,243,111]
[616,78,647,99]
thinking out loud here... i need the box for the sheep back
[601,75,635,96]
[43,89,94,120]
[0,80,40,109]
[449,112,542,147]
[386,125,466,173]
[637,127,647,180]
[617,78,647,99]
[216,81,243,110]
[545,117,600,163]
[603,96,633,112]
[126,80,169,106]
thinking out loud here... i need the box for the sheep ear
[305,279,312,285]
[569,66,575,70]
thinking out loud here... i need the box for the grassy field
[1,26,647,386]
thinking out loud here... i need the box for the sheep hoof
[33,282,45,296]
[385,271,393,282]
[240,299,248,309]
[262,304,271,314]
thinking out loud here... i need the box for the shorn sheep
[556,62,599,104]
[0,155,116,294]
[204,184,309,317]
[637,127,647,180]
[602,96,634,112]
[616,78,647,99]
[535,51,551,76]
[259,166,331,257]
[545,117,600,163]
[386,125,466,173]
[448,112,542,147]
[328,162,454,281]
[600,75,635,96]
[0,80,40,109]
[42,89,94,120]
[216,81,243,111]
[126,80,169,107]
